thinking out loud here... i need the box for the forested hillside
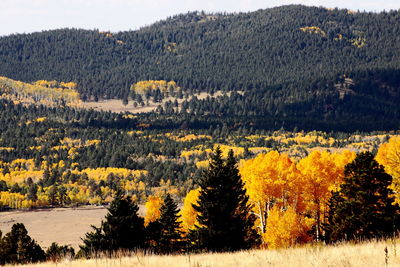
[0,5,400,131]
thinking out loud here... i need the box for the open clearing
[0,206,145,250]
[81,91,238,113]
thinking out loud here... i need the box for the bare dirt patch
[0,206,145,250]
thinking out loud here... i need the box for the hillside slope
[0,5,399,98]
[0,5,399,130]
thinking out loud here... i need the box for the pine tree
[158,193,183,254]
[145,193,183,254]
[79,222,108,257]
[102,193,145,250]
[325,152,400,242]
[190,148,258,252]
[0,223,45,264]
[79,193,145,256]
[45,242,75,262]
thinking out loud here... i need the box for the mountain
[0,5,399,131]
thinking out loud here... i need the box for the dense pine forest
[0,5,400,130]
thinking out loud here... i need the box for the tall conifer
[190,148,258,252]
[325,152,399,242]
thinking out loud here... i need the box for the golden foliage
[144,195,164,226]
[264,206,314,249]
[0,191,33,209]
[166,133,212,142]
[297,150,355,239]
[195,160,210,169]
[240,151,300,235]
[300,26,326,36]
[214,144,244,158]
[77,168,148,181]
[179,188,200,233]
[0,76,81,107]
[131,80,179,94]
[180,149,205,160]
[376,136,400,203]
[0,147,14,152]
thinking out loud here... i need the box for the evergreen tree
[325,152,399,242]
[0,223,45,265]
[190,148,258,252]
[103,193,145,250]
[45,242,75,262]
[79,222,108,257]
[79,193,145,256]
[145,193,183,254]
[158,193,183,254]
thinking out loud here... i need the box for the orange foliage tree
[297,150,355,240]
[264,206,314,249]
[239,151,301,236]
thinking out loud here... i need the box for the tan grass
[0,206,108,250]
[81,91,240,114]
[17,239,400,267]
[0,206,146,250]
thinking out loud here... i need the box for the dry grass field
[15,239,400,267]
[0,206,145,250]
[0,206,108,250]
[81,91,238,113]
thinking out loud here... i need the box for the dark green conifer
[145,193,183,254]
[158,193,183,254]
[45,242,75,262]
[325,151,399,242]
[103,193,145,250]
[190,148,258,252]
[0,223,45,264]
[79,193,145,256]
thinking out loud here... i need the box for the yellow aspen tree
[144,195,163,226]
[376,136,400,203]
[240,151,300,236]
[179,188,200,233]
[264,206,314,249]
[297,150,355,241]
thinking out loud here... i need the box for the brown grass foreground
[15,239,400,267]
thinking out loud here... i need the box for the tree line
[1,146,399,265]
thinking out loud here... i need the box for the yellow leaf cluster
[0,192,33,209]
[376,136,400,203]
[131,80,179,94]
[35,117,47,123]
[144,195,164,226]
[195,160,210,169]
[179,188,200,233]
[300,26,326,36]
[240,151,300,235]
[180,149,205,160]
[166,133,212,142]
[264,206,314,249]
[212,144,244,158]
[78,168,148,181]
[0,147,15,152]
[0,76,81,107]
[240,149,355,244]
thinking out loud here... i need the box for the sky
[1,0,399,36]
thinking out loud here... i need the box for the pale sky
[1,0,399,36]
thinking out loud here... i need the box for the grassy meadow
[16,239,400,267]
